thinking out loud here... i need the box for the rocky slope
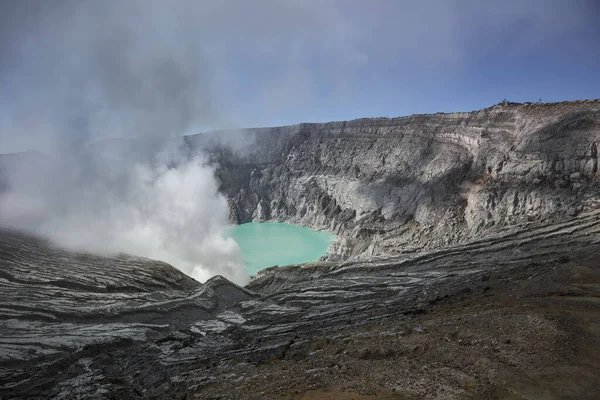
[1,209,599,398]
[1,100,600,398]
[188,100,600,260]
[0,229,257,398]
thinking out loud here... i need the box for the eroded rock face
[1,210,600,399]
[189,100,600,258]
[2,100,600,398]
[0,229,258,398]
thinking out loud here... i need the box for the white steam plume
[0,140,248,284]
[0,0,249,284]
[0,141,248,284]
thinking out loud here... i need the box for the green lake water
[228,222,336,276]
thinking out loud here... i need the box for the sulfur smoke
[0,142,248,284]
[0,0,248,284]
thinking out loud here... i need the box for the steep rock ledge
[187,100,600,260]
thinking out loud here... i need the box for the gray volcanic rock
[1,209,600,398]
[2,100,600,398]
[187,100,600,259]
[0,229,257,398]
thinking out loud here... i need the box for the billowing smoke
[0,142,247,284]
[0,0,248,284]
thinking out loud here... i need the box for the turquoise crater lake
[228,222,336,276]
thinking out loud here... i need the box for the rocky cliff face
[2,100,600,398]
[189,100,600,260]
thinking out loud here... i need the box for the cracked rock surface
[1,100,600,398]
[193,100,600,259]
[1,209,600,398]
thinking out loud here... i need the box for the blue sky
[226,0,600,126]
[1,0,599,152]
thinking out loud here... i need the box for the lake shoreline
[228,222,336,276]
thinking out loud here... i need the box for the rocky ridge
[188,100,600,260]
[1,100,600,398]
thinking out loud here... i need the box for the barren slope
[1,209,599,398]
[1,100,600,399]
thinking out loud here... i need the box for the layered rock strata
[1,209,600,398]
[187,100,600,260]
[2,100,600,398]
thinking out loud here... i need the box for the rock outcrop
[2,100,600,398]
[187,100,600,260]
[1,209,600,398]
